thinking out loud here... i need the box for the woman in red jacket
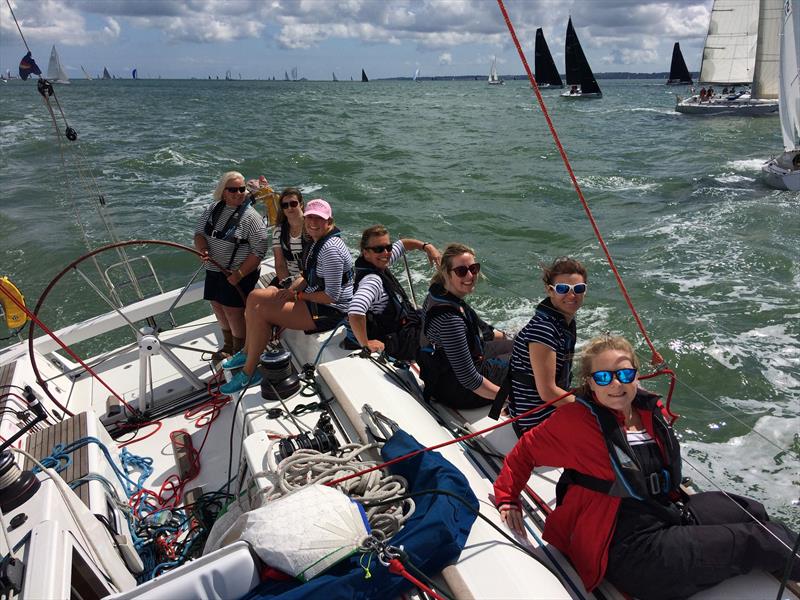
[494,335,799,599]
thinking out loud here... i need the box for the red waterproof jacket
[493,393,673,591]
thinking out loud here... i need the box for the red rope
[494,0,664,368]
[387,559,448,600]
[0,277,136,416]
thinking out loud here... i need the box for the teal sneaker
[220,369,262,395]
[221,350,247,370]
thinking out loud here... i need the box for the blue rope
[313,321,346,367]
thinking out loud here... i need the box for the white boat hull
[762,151,800,190]
[560,91,602,99]
[675,95,778,115]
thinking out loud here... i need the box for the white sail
[699,0,759,84]
[47,45,69,83]
[413,68,420,81]
[752,0,783,99]
[80,65,92,80]
[779,0,800,151]
[488,57,501,84]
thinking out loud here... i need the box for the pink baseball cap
[304,199,332,220]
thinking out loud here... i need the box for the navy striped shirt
[194,202,268,272]
[305,236,354,312]
[423,297,483,391]
[348,240,405,316]
[509,298,576,430]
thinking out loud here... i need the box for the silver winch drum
[258,348,301,401]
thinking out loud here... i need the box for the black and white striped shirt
[271,225,304,277]
[424,304,483,391]
[194,202,268,272]
[509,299,576,430]
[305,236,354,312]
[348,240,405,316]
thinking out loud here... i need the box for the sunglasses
[225,186,247,193]
[549,283,587,295]
[365,244,393,254]
[281,200,300,209]
[591,368,637,386]
[450,263,481,278]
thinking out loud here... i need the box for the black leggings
[606,491,800,600]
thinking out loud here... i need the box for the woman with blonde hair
[417,243,511,408]
[193,171,268,361]
[495,335,799,598]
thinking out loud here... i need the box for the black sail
[361,69,369,82]
[565,17,601,95]
[666,42,693,84]
[535,28,563,87]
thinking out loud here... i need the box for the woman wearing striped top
[220,198,353,394]
[193,171,268,361]
[507,257,586,435]
[417,243,512,409]
[345,225,440,359]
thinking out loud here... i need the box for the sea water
[1,78,798,526]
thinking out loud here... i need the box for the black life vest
[555,390,682,515]
[203,200,251,269]
[352,255,417,339]
[302,227,353,290]
[417,283,494,404]
[278,220,311,269]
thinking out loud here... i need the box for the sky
[0,0,714,80]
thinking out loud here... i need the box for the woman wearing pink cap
[220,198,353,393]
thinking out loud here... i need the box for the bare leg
[241,298,315,376]
[221,306,246,339]
[210,301,230,330]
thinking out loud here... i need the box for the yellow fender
[0,276,28,329]
[253,186,281,226]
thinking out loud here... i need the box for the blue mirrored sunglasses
[591,368,637,386]
[549,283,587,295]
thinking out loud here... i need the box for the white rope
[261,442,415,539]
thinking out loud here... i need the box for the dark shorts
[305,302,346,334]
[203,268,260,308]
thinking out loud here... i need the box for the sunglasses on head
[225,186,247,193]
[281,200,300,209]
[365,244,393,254]
[450,263,481,277]
[591,368,637,386]
[549,282,587,295]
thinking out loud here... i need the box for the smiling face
[222,175,247,207]
[444,252,479,298]
[588,349,638,414]
[363,233,391,269]
[304,214,332,241]
[281,193,303,218]
[546,272,586,321]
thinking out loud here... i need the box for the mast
[779,0,800,152]
[564,18,601,94]
[752,0,782,99]
[699,0,759,84]
[535,28,563,87]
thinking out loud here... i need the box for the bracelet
[422,242,429,250]
[236,268,244,278]
[294,291,302,302]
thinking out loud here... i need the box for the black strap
[488,370,535,421]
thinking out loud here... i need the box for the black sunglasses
[225,186,247,193]
[281,200,300,209]
[450,263,481,277]
[365,244,393,254]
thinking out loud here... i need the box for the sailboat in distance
[675,0,779,115]
[102,67,111,80]
[561,17,601,98]
[132,68,138,80]
[332,71,338,82]
[47,45,70,84]
[762,0,800,190]
[413,67,420,82]
[534,28,563,88]
[80,66,93,80]
[488,56,503,85]
[361,68,369,82]
[666,42,693,85]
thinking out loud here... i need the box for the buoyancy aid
[418,283,494,403]
[352,256,418,339]
[278,220,311,268]
[203,200,252,269]
[302,227,354,290]
[555,390,683,521]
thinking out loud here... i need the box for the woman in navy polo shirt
[507,257,587,435]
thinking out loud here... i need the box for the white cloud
[0,0,121,47]
[438,51,452,65]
